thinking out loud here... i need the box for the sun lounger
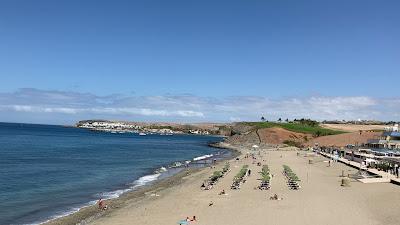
[283,166,301,190]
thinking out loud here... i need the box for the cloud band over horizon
[0,88,398,124]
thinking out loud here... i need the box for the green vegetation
[210,171,223,182]
[260,165,271,182]
[234,165,249,181]
[370,129,384,132]
[374,163,390,172]
[283,165,300,181]
[242,120,345,137]
[209,163,230,182]
[222,162,230,173]
[283,140,302,147]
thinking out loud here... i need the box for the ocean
[0,123,225,225]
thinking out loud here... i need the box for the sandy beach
[3,1,399,224]
[47,143,400,225]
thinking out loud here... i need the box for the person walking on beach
[98,199,104,210]
[97,198,108,210]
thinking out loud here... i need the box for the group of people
[387,163,400,178]
[186,216,196,221]
[178,216,197,224]
[270,193,283,201]
[201,181,213,190]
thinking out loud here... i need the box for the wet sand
[43,143,241,225]
[46,144,400,225]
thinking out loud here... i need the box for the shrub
[234,165,249,180]
[210,171,223,182]
[283,165,300,181]
[283,140,303,148]
[222,162,230,173]
[260,165,271,182]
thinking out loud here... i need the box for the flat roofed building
[367,124,400,149]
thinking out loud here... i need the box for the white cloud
[0,88,399,124]
[2,105,204,118]
[4,105,81,114]
[12,105,35,112]
[229,117,242,122]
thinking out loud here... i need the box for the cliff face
[230,123,254,135]
[225,130,261,145]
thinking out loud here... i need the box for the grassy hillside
[242,122,346,137]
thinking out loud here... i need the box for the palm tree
[261,116,266,122]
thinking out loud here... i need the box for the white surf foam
[35,172,163,225]
[35,204,90,225]
[155,166,168,173]
[100,188,131,199]
[193,154,213,161]
[131,173,161,188]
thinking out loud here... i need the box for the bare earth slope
[257,127,311,144]
[305,131,382,147]
[226,127,311,146]
[227,126,381,148]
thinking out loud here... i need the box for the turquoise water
[0,123,224,225]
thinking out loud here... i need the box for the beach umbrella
[252,145,259,151]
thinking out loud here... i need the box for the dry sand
[321,124,386,132]
[305,131,382,147]
[82,145,400,225]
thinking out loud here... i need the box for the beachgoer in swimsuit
[98,199,103,209]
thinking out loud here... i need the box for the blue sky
[0,0,399,124]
